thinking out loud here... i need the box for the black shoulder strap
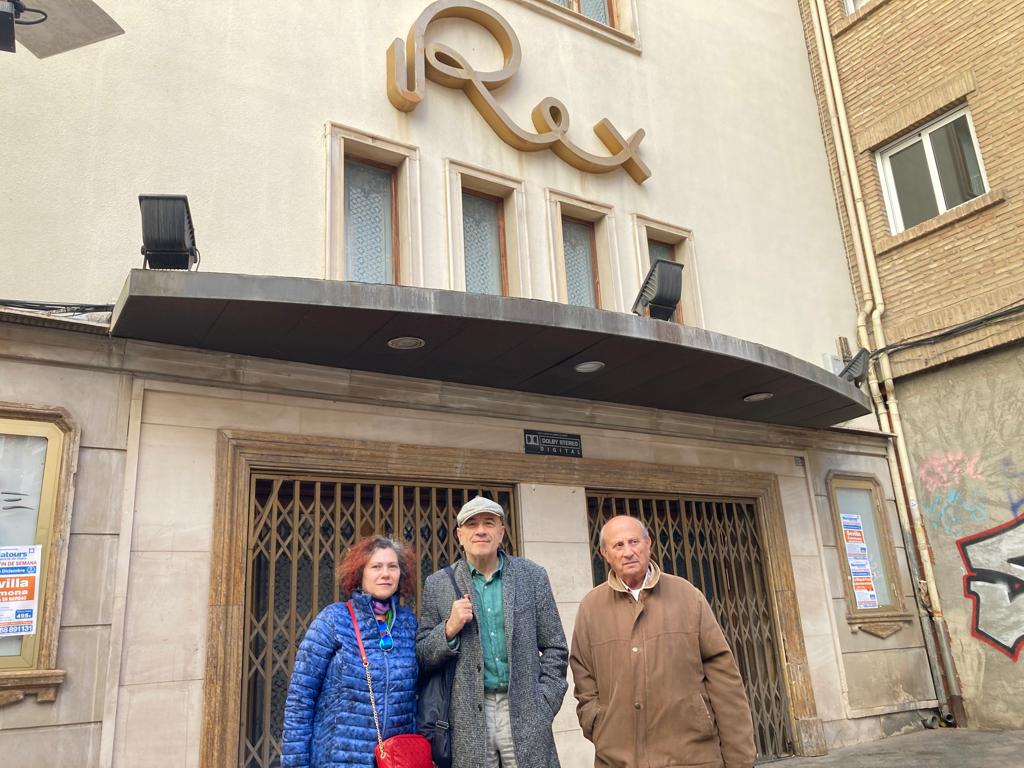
[444,564,459,595]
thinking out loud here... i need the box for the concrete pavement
[772,728,1024,767]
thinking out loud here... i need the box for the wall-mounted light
[387,336,426,350]
[1,1,47,55]
[838,348,870,387]
[139,195,200,270]
[631,258,683,320]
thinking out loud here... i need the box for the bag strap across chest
[345,601,387,753]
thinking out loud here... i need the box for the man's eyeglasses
[377,619,394,652]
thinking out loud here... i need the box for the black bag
[417,565,461,768]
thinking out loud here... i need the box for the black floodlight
[139,194,199,270]
[839,347,870,387]
[1,3,14,52]
[631,258,683,320]
[1,1,47,54]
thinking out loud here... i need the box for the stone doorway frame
[199,430,825,766]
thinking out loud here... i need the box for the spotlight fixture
[139,195,200,270]
[742,392,774,403]
[387,336,426,350]
[1,1,46,54]
[632,258,684,320]
[838,348,870,387]
[573,361,605,374]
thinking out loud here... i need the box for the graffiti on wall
[954,458,1024,661]
[918,450,987,535]
[957,513,1024,660]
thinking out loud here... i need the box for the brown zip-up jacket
[570,564,756,768]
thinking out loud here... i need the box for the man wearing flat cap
[417,496,568,768]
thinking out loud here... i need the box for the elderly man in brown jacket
[570,515,756,768]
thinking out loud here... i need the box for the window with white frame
[549,0,615,27]
[326,124,421,285]
[547,191,615,310]
[877,107,988,234]
[446,161,526,297]
[561,217,601,308]
[843,0,872,13]
[509,0,638,44]
[462,191,508,296]
[344,159,398,284]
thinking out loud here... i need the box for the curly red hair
[337,536,416,601]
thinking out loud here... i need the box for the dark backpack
[417,565,460,768]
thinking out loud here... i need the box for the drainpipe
[807,0,964,726]
[805,6,948,718]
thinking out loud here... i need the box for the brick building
[798,0,1024,730]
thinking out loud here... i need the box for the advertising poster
[840,513,879,609]
[0,545,41,636]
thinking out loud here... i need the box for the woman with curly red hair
[281,536,420,767]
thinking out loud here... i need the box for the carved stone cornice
[0,668,66,707]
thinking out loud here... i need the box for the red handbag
[345,602,434,768]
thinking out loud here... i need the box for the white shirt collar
[626,566,653,601]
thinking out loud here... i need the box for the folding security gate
[241,475,518,768]
[587,492,793,761]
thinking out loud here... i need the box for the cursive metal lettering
[387,0,651,183]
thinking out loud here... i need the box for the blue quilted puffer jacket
[280,593,419,768]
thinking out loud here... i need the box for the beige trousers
[483,691,518,768]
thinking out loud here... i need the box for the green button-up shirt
[470,554,509,692]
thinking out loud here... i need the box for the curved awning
[111,270,870,428]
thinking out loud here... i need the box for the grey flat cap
[457,496,505,526]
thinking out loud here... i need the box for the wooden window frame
[826,473,913,631]
[546,190,617,310]
[445,160,528,298]
[504,0,640,52]
[0,403,79,707]
[555,0,617,28]
[875,106,989,234]
[325,123,422,286]
[561,214,602,309]
[461,189,510,297]
[343,157,401,285]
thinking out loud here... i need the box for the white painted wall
[1,0,855,367]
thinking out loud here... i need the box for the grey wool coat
[416,554,568,768]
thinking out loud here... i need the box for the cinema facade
[0,1,946,765]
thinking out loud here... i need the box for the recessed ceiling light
[573,361,605,374]
[387,336,425,350]
[742,392,774,403]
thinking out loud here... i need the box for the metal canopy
[111,270,870,428]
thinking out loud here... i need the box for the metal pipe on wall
[806,0,965,726]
